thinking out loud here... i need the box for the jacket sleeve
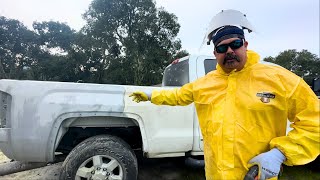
[150,82,194,106]
[270,78,320,166]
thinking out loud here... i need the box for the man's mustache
[223,53,240,64]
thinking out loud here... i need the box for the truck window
[204,59,217,74]
[163,59,189,86]
[313,78,320,96]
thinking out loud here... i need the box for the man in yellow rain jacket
[130,10,319,180]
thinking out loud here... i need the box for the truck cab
[161,55,217,152]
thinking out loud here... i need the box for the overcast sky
[1,0,319,59]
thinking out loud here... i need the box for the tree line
[264,49,320,86]
[0,0,318,86]
[0,0,189,86]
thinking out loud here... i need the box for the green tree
[82,0,186,85]
[264,49,320,85]
[33,21,75,51]
[31,21,82,82]
[0,17,81,81]
[0,16,41,79]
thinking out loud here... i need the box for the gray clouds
[1,0,319,58]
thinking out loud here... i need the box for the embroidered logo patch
[256,92,276,103]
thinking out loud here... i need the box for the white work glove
[129,90,152,103]
[248,148,286,180]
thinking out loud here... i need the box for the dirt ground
[1,150,319,180]
[0,151,205,180]
[0,151,10,163]
[0,151,62,180]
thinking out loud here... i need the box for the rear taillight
[171,59,180,65]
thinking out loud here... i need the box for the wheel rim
[75,155,123,180]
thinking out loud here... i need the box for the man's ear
[244,41,248,48]
[213,49,217,57]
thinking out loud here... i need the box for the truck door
[196,56,217,151]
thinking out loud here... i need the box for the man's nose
[226,46,234,53]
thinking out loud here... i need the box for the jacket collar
[216,50,260,75]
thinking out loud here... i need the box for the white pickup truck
[0,55,293,180]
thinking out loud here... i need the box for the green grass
[137,157,320,180]
[279,165,320,180]
[178,165,320,180]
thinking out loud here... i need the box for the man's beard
[223,53,240,65]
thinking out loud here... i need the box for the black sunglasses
[215,39,244,53]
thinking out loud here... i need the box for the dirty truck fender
[0,80,148,162]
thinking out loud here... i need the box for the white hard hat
[206,9,255,45]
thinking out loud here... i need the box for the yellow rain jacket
[151,50,320,180]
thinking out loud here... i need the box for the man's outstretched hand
[129,91,149,103]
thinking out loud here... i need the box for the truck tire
[59,135,138,180]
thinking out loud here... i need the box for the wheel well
[55,126,143,154]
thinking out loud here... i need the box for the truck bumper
[0,128,13,159]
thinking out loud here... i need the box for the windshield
[163,59,189,86]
